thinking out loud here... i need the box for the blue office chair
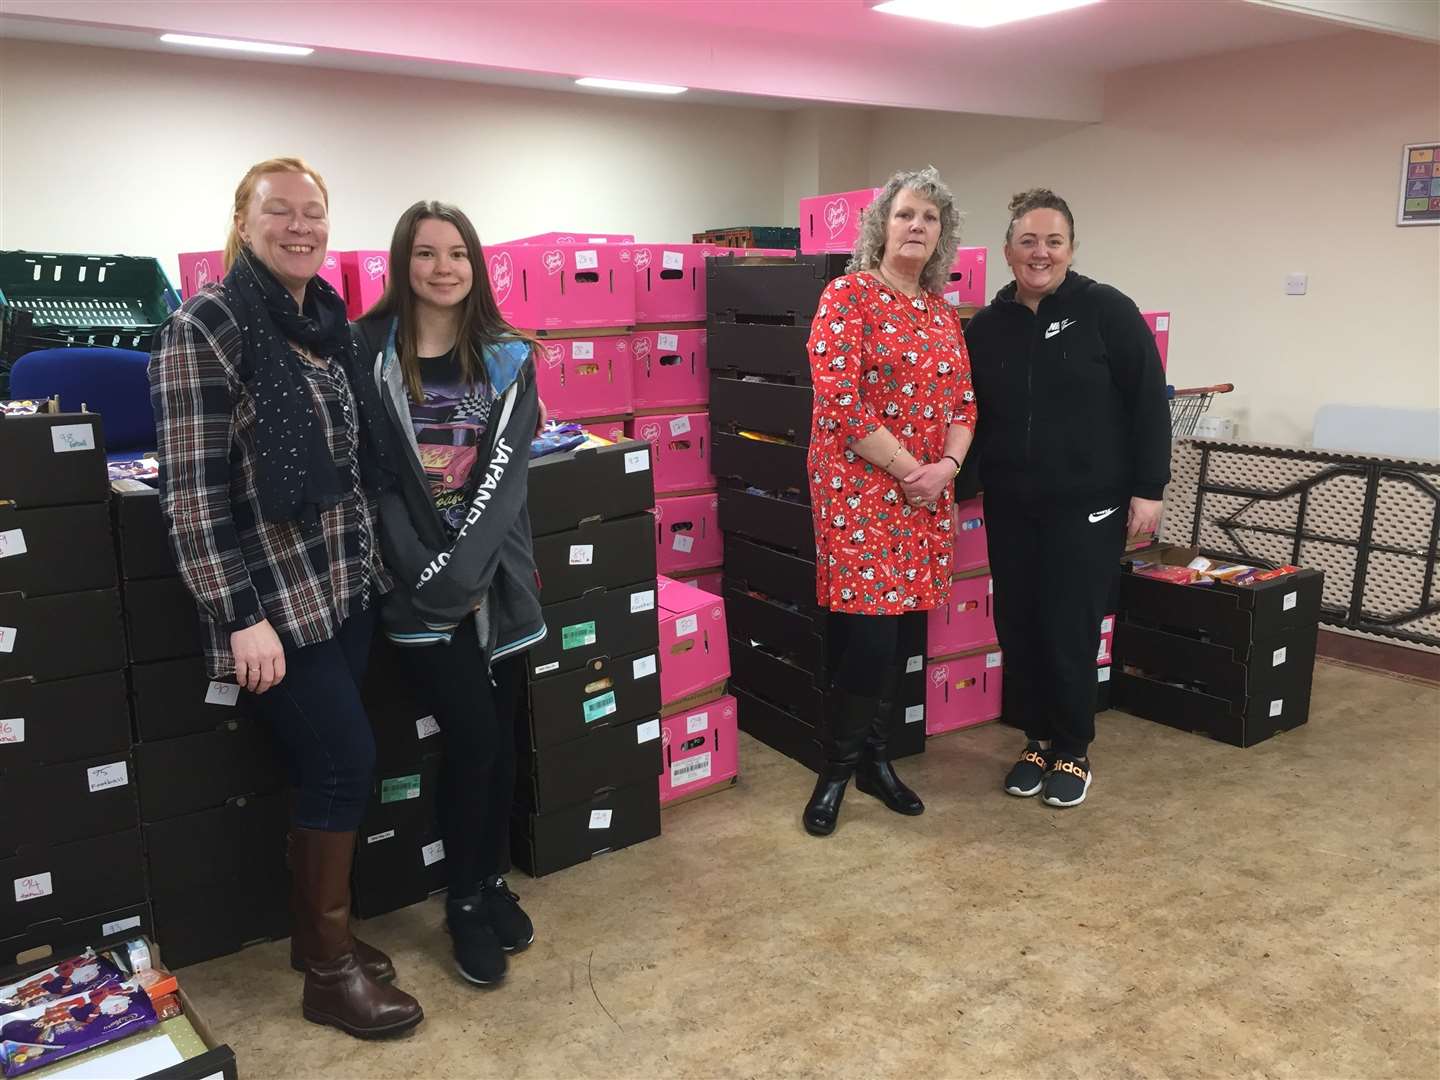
[10,347,156,462]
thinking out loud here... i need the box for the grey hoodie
[356,316,546,665]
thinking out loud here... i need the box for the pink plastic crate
[926,574,996,659]
[799,188,882,254]
[656,575,730,706]
[654,493,722,576]
[588,419,628,443]
[626,243,724,324]
[338,250,390,319]
[632,329,708,410]
[484,243,635,330]
[177,250,345,299]
[1098,613,1115,666]
[504,231,634,245]
[628,412,711,494]
[952,496,987,573]
[535,336,632,420]
[659,693,738,805]
[942,248,987,308]
[925,651,1003,736]
[1142,312,1170,370]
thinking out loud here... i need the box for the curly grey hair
[847,166,963,294]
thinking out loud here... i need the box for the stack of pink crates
[654,575,737,805]
[176,250,391,318]
[797,188,989,309]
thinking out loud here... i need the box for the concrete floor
[181,660,1439,1079]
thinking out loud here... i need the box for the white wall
[0,41,789,276]
[863,32,1440,445]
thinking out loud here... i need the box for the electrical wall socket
[1285,273,1308,295]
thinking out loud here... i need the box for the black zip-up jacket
[963,271,1171,506]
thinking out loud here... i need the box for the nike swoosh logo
[1045,325,1060,339]
[1088,507,1119,523]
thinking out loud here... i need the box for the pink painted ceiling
[0,1,1351,121]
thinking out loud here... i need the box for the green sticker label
[381,774,421,803]
[562,620,598,650]
[583,691,617,724]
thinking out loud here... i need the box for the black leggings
[826,611,901,698]
[396,619,522,899]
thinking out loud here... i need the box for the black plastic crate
[0,250,180,361]
[706,321,812,382]
[706,253,848,323]
[710,433,809,496]
[718,484,814,555]
[710,375,813,444]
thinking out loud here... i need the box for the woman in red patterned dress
[802,167,977,837]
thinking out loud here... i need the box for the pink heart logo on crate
[723,704,735,720]
[542,250,565,275]
[324,254,339,269]
[640,422,662,444]
[661,726,672,748]
[489,252,513,304]
[632,248,652,271]
[194,257,213,289]
[710,606,723,621]
[930,666,947,687]
[363,255,386,280]
[824,198,849,238]
[631,335,652,361]
[542,343,564,368]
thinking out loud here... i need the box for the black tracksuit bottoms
[983,494,1127,758]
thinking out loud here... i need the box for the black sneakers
[1004,742,1050,797]
[1041,755,1093,808]
[446,896,507,986]
[480,876,535,953]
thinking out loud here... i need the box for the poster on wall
[1397,142,1440,226]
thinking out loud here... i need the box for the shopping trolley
[1168,383,1233,438]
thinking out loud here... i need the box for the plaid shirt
[150,287,391,678]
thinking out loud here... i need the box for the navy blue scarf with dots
[223,251,396,525]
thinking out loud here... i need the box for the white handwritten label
[575,250,599,270]
[686,711,709,735]
[0,529,26,559]
[569,544,594,566]
[1155,316,1170,331]
[1101,616,1114,633]
[1098,665,1112,682]
[87,761,128,793]
[14,872,53,903]
[367,829,396,844]
[0,718,23,745]
[669,415,692,437]
[535,661,560,675]
[589,809,613,829]
[905,654,922,674]
[102,915,142,936]
[633,654,657,680]
[675,613,699,637]
[624,449,650,474]
[0,627,15,654]
[567,340,597,363]
[50,423,96,453]
[661,250,685,271]
[421,839,446,866]
[1272,647,1287,667]
[1283,590,1298,611]
[1269,699,1284,718]
[637,718,660,743]
[943,290,960,306]
[986,652,1003,669]
[630,589,656,614]
[904,704,924,724]
[204,681,239,707]
[657,332,679,351]
[416,715,441,739]
[672,534,695,554]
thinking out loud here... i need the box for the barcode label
[535,661,560,675]
[671,752,712,786]
[367,830,396,844]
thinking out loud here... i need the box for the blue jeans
[250,607,377,830]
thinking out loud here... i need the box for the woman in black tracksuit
[964,188,1170,808]
[354,201,546,986]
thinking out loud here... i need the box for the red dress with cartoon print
[807,272,977,615]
